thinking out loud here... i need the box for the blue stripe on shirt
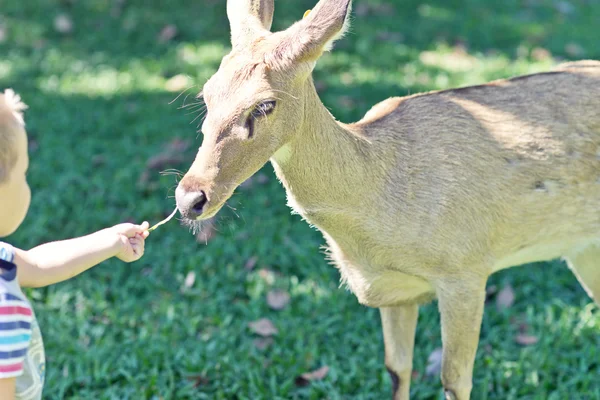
[0,347,27,359]
[0,243,14,263]
[0,321,31,330]
[0,334,31,345]
[0,293,25,302]
[0,260,17,282]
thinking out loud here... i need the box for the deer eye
[246,100,276,138]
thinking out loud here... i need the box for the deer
[173,0,600,398]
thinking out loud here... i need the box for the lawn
[1,0,599,399]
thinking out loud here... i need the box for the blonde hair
[0,89,27,183]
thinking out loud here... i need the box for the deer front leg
[380,304,419,400]
[436,278,487,400]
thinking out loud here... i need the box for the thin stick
[148,208,178,232]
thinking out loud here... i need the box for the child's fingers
[129,236,144,247]
[129,236,145,256]
[117,222,150,237]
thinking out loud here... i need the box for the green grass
[2,0,599,399]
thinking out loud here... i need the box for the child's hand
[108,222,150,262]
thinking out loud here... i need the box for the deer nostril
[192,191,207,213]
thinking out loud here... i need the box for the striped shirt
[0,242,45,400]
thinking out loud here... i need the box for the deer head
[175,0,352,222]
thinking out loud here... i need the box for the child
[0,89,150,399]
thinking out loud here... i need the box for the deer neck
[270,78,378,217]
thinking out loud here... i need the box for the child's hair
[0,89,27,183]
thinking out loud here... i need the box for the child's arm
[0,377,16,399]
[13,222,149,288]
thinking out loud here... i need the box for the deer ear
[227,0,275,48]
[274,0,352,65]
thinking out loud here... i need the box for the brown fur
[175,1,600,398]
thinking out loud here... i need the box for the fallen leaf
[139,138,191,186]
[531,47,551,61]
[145,138,190,169]
[196,218,217,243]
[165,74,192,92]
[295,366,329,386]
[258,269,276,285]
[354,3,370,16]
[167,137,191,153]
[184,271,196,288]
[145,153,185,171]
[244,256,258,271]
[314,80,327,92]
[186,374,209,387]
[485,284,498,302]
[239,176,255,189]
[256,173,269,184]
[267,290,290,311]
[515,334,539,346]
[28,139,39,153]
[555,1,575,15]
[158,24,177,43]
[54,14,74,34]
[338,95,356,108]
[248,318,278,337]
[252,337,273,350]
[376,31,404,43]
[565,42,584,58]
[516,318,529,334]
[496,284,515,311]
[425,348,443,377]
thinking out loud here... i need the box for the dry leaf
[258,269,276,285]
[515,334,538,346]
[0,24,6,44]
[165,74,192,92]
[184,271,196,288]
[146,138,190,169]
[267,290,290,311]
[244,256,258,271]
[314,80,327,92]
[158,24,177,43]
[555,1,575,15]
[145,153,185,171]
[295,366,329,386]
[256,173,269,184]
[54,14,73,34]
[252,337,273,350]
[565,43,584,58]
[496,284,515,311]
[485,284,498,302]
[196,218,217,243]
[354,3,370,16]
[139,138,191,186]
[186,374,209,387]
[425,348,443,377]
[338,95,356,108]
[248,318,278,337]
[531,47,551,61]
